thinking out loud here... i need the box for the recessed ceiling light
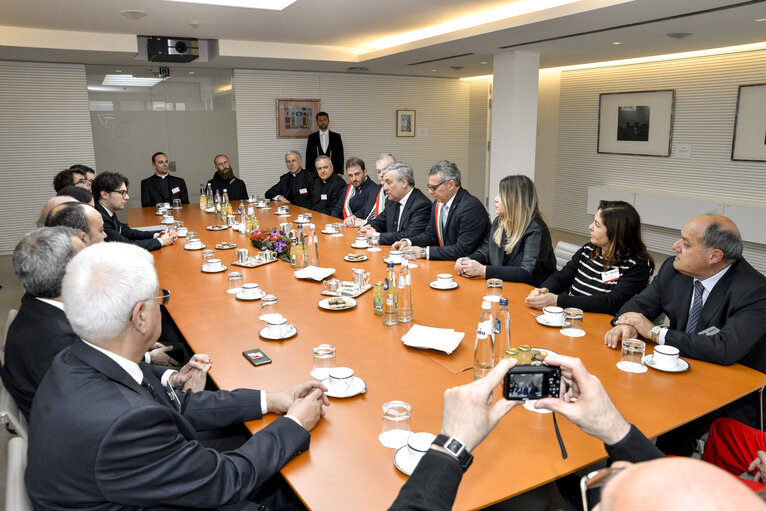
[480,61,487,64]
[756,18,766,22]
[188,71,195,75]
[115,69,123,73]
[120,9,147,20]
[612,41,622,45]
[102,74,165,87]
[159,0,297,10]
[431,69,438,72]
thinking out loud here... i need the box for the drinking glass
[484,278,503,303]
[311,344,337,380]
[617,338,647,373]
[368,233,381,252]
[561,308,585,337]
[260,294,281,320]
[172,198,182,209]
[379,401,412,448]
[201,249,216,264]
[227,272,243,294]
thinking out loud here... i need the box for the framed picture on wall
[731,83,766,161]
[276,98,321,138]
[396,110,416,137]
[597,90,675,156]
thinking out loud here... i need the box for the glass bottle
[397,260,413,323]
[222,189,230,215]
[382,262,398,326]
[199,184,206,210]
[293,225,307,268]
[306,224,319,266]
[473,300,494,380]
[372,281,384,315]
[494,297,511,364]
[206,183,213,209]
[214,190,222,220]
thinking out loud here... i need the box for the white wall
[0,61,95,254]
[538,48,766,274]
[234,70,490,202]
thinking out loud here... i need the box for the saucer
[320,375,367,398]
[344,254,368,262]
[295,219,310,224]
[215,242,237,250]
[311,368,332,380]
[523,400,552,414]
[330,233,344,237]
[202,265,228,273]
[183,244,206,251]
[259,324,297,340]
[383,257,402,265]
[642,354,690,373]
[367,247,382,252]
[535,315,570,328]
[177,232,187,238]
[321,230,339,235]
[235,289,266,301]
[560,327,586,337]
[393,443,434,476]
[429,281,458,290]
[350,243,370,249]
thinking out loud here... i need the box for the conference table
[129,203,766,511]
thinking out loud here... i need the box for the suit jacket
[388,450,463,511]
[26,340,310,511]
[408,187,491,261]
[96,202,161,251]
[329,177,379,220]
[305,130,344,174]
[469,216,556,286]
[617,257,766,426]
[140,174,190,207]
[309,174,346,216]
[367,188,432,245]
[1,294,79,420]
[264,169,314,209]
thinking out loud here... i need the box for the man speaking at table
[605,215,766,454]
[392,160,489,260]
[26,242,329,511]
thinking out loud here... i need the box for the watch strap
[432,434,473,471]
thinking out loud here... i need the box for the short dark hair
[45,202,90,234]
[53,169,80,193]
[345,157,366,172]
[69,164,95,176]
[57,185,93,204]
[92,172,129,201]
[152,152,166,164]
[701,221,743,263]
[316,111,329,120]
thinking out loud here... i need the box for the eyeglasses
[427,180,447,192]
[580,466,625,510]
[74,178,87,185]
[111,189,129,197]
[150,290,171,306]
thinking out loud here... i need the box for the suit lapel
[444,188,464,243]
[70,340,147,399]
[696,264,736,329]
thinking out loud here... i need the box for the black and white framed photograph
[597,90,675,156]
[731,83,766,161]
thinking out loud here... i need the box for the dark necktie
[685,280,705,333]
[391,202,401,232]
[141,375,181,411]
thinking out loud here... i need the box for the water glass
[368,233,381,252]
[260,294,281,320]
[561,307,585,337]
[485,278,503,302]
[172,198,182,209]
[311,344,336,380]
[227,271,243,294]
[379,401,412,448]
[617,338,647,373]
[201,249,216,264]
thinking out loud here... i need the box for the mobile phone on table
[243,348,272,367]
[503,365,561,400]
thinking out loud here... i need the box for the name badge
[321,194,328,200]
[602,268,620,283]
[171,186,180,194]
[299,188,308,194]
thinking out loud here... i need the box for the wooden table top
[129,203,766,511]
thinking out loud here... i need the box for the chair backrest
[6,436,34,511]
[1,308,19,365]
[0,385,28,439]
[554,241,580,271]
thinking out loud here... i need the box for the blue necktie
[685,280,705,333]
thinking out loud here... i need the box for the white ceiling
[0,0,765,77]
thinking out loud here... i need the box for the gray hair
[376,153,396,168]
[428,160,461,187]
[13,227,80,298]
[45,202,90,235]
[701,221,743,263]
[382,162,415,187]
[285,150,302,160]
[62,242,157,343]
[315,155,332,167]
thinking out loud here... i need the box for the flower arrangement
[250,228,290,262]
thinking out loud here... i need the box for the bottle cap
[387,262,394,268]
[481,300,491,310]
[499,297,508,306]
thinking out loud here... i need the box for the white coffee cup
[436,273,453,288]
[389,251,403,264]
[187,238,202,249]
[266,315,288,337]
[241,282,260,299]
[162,215,174,224]
[325,223,336,233]
[205,258,222,271]
[297,214,305,222]
[328,366,355,393]
[542,306,565,323]
[177,227,188,237]
[355,237,369,248]
[652,345,680,370]
[406,432,437,463]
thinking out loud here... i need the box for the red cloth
[703,417,766,491]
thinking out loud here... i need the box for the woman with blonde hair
[455,175,555,285]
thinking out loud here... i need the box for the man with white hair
[264,150,314,208]
[27,242,328,511]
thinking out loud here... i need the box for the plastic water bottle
[397,260,413,323]
[473,300,494,380]
[494,297,511,364]
[199,184,206,210]
[383,262,398,326]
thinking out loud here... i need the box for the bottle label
[476,325,488,339]
[493,318,501,334]
[398,276,405,288]
[384,278,390,291]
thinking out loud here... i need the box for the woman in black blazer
[455,175,555,286]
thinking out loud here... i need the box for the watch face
[446,438,463,453]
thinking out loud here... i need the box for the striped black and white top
[541,243,652,315]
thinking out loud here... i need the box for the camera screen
[506,373,544,399]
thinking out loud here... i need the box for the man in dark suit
[392,160,490,261]
[343,153,396,227]
[44,201,106,246]
[264,150,314,209]
[329,157,380,220]
[26,242,329,511]
[606,215,766,453]
[308,155,345,215]
[93,171,176,252]
[140,152,190,207]
[358,161,431,245]
[305,111,344,175]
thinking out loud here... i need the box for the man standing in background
[305,111,344,175]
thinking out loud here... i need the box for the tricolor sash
[374,188,386,217]
[435,202,445,246]
[342,184,356,219]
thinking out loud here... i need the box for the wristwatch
[420,247,426,258]
[651,325,662,343]
[432,434,473,471]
